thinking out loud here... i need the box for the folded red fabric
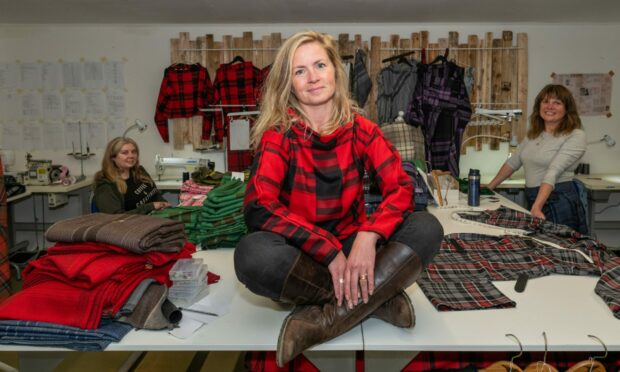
[0,241,195,329]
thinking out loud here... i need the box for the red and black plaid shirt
[154,63,214,143]
[244,113,414,265]
[213,62,269,171]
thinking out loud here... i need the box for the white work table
[154,178,183,191]
[362,196,620,370]
[108,249,363,354]
[5,194,620,372]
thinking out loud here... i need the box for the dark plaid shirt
[213,62,269,171]
[405,59,471,177]
[154,63,215,143]
[418,207,620,319]
[244,113,414,265]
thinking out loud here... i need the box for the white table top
[363,196,620,352]
[3,195,618,353]
[23,176,93,194]
[575,174,620,191]
[108,249,362,351]
[481,176,525,189]
[7,190,32,204]
[155,178,183,191]
[1,249,363,352]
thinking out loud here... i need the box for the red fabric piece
[0,158,10,302]
[244,351,319,372]
[154,63,215,142]
[0,242,195,329]
[206,271,220,284]
[244,112,413,265]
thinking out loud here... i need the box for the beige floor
[0,351,245,371]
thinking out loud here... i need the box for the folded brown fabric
[45,213,186,253]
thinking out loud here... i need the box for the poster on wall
[552,72,613,117]
[0,59,126,151]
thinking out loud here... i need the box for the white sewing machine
[154,155,210,181]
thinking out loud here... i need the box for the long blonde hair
[250,30,359,149]
[94,136,152,194]
[528,84,582,139]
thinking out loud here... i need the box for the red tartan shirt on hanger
[154,63,215,143]
[212,60,269,171]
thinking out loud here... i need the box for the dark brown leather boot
[276,241,424,367]
[368,290,415,328]
[279,249,415,328]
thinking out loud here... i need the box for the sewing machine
[24,158,52,186]
[154,155,211,181]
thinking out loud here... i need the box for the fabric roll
[45,213,186,253]
[118,283,182,330]
[0,319,133,351]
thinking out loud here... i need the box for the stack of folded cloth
[179,179,214,206]
[0,214,195,350]
[191,167,225,186]
[192,178,248,249]
[45,213,187,253]
[150,206,203,244]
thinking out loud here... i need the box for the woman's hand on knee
[346,231,379,308]
[328,252,347,307]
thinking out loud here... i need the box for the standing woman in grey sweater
[488,84,587,233]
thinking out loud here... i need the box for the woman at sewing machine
[93,137,170,214]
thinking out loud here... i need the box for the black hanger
[382,50,415,64]
[340,54,354,61]
[229,55,245,64]
[429,48,450,65]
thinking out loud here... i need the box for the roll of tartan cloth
[45,213,186,253]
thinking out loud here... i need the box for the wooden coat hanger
[524,332,558,372]
[565,335,608,372]
[481,334,524,372]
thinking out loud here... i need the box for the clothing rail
[180,47,281,52]
[380,46,523,51]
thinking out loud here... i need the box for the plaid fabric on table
[418,207,620,319]
[154,63,215,143]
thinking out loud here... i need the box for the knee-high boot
[278,249,415,329]
[276,241,424,367]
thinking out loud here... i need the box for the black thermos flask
[468,168,480,207]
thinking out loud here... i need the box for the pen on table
[179,308,219,317]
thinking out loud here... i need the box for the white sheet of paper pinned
[229,118,250,150]
[231,171,244,181]
[169,316,204,339]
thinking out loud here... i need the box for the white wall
[2,22,620,249]
[2,22,620,178]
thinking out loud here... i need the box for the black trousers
[234,212,443,300]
